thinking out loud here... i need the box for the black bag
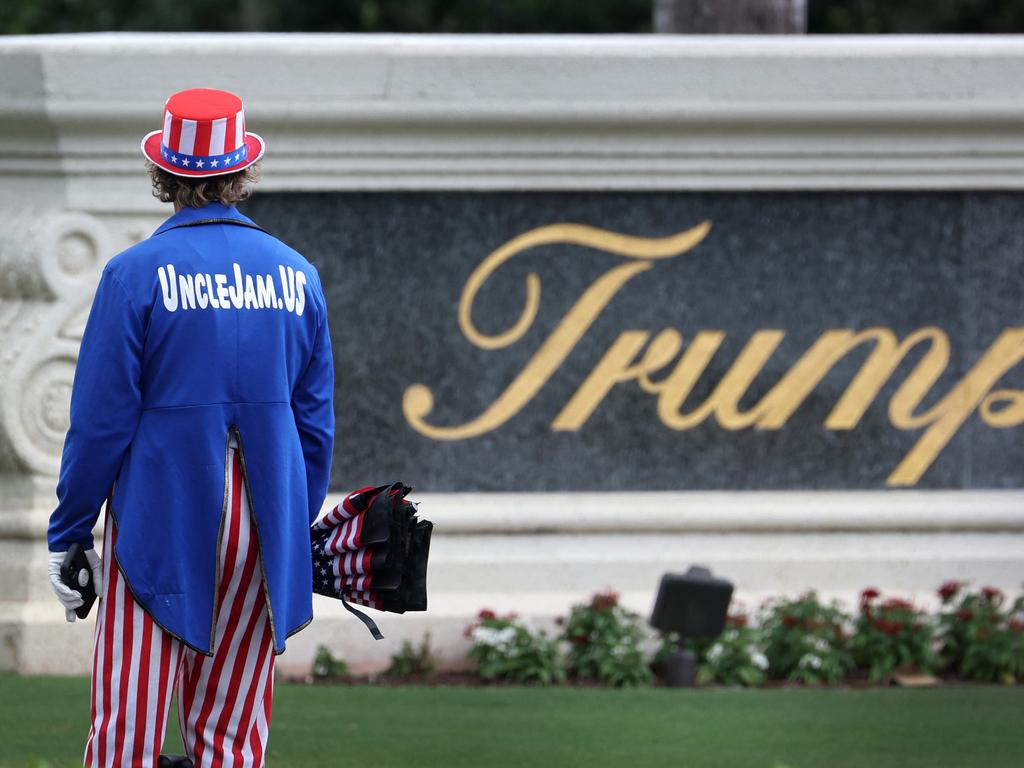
[311,482,432,639]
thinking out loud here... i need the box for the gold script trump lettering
[402,221,1024,487]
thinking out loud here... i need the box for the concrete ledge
[4,491,1024,542]
[413,491,1024,533]
[6,34,1024,191]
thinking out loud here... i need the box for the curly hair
[146,161,262,209]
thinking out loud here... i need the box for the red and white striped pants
[84,442,276,768]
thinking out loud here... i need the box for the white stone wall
[1,33,1022,676]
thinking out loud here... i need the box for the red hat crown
[141,88,265,177]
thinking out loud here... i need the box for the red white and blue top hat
[141,87,265,178]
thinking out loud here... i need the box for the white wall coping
[5,33,1024,191]
[4,491,1023,541]
[379,490,1024,533]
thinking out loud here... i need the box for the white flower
[751,652,769,670]
[807,636,831,653]
[723,629,740,642]
[707,643,725,663]
[471,626,500,646]
[495,627,517,646]
[473,624,519,653]
[798,653,823,670]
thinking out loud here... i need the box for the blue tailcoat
[48,201,335,656]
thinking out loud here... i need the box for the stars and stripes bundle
[311,482,432,639]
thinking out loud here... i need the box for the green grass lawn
[1,676,1022,768]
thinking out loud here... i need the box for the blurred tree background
[810,0,1024,32]
[2,0,1024,34]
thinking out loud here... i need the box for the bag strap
[340,590,385,641]
[156,217,271,236]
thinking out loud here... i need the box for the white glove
[47,548,104,623]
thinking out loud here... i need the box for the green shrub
[936,582,1024,684]
[562,590,653,688]
[466,610,565,686]
[385,633,438,681]
[697,613,769,687]
[311,644,349,680]
[851,589,936,682]
[760,592,852,684]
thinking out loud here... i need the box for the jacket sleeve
[48,267,144,552]
[292,271,335,527]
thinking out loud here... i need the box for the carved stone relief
[0,210,111,477]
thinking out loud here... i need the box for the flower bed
[311,583,1024,689]
[458,583,1023,688]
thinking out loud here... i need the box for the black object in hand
[60,542,97,620]
[158,755,195,768]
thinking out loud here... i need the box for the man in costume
[45,87,335,767]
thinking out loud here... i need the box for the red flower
[1008,619,1024,634]
[872,618,901,636]
[860,588,880,603]
[726,614,748,628]
[569,634,589,646]
[881,598,914,613]
[937,581,961,602]
[981,586,1002,601]
[782,615,799,627]
[592,590,620,611]
[957,610,974,623]
[478,609,496,621]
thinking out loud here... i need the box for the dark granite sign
[240,192,1024,492]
